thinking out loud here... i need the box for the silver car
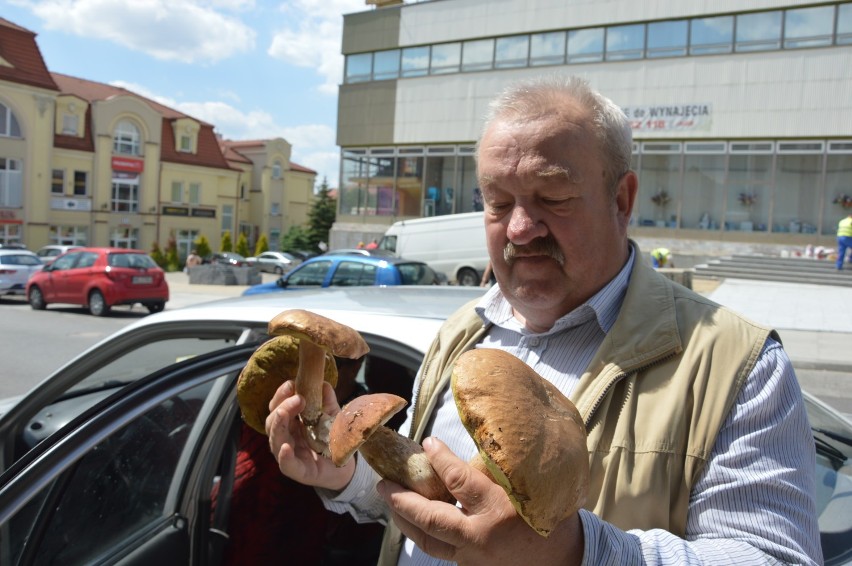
[245,251,299,274]
[0,249,43,297]
[0,286,849,565]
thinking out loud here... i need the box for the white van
[378,212,489,286]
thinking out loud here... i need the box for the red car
[26,247,169,316]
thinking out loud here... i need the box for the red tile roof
[0,18,58,91]
[219,138,317,174]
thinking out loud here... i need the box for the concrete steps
[694,255,852,287]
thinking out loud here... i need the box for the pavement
[164,271,852,372]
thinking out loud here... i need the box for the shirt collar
[476,246,635,335]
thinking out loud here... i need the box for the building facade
[0,18,316,259]
[335,0,852,256]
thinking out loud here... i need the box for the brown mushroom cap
[269,309,370,359]
[452,348,589,537]
[237,335,337,434]
[329,393,408,466]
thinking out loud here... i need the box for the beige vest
[378,255,774,565]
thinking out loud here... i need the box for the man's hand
[265,380,355,491]
[378,437,583,566]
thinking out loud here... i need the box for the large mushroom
[452,348,589,537]
[328,393,454,503]
[267,309,370,455]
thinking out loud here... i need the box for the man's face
[476,103,636,332]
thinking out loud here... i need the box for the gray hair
[478,75,633,191]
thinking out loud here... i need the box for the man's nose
[507,205,547,244]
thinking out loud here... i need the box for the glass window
[341,151,370,216]
[839,3,852,44]
[0,102,22,137]
[113,120,141,155]
[784,5,834,48]
[62,113,79,135]
[568,27,604,63]
[401,46,430,78]
[171,181,184,202]
[397,263,436,285]
[3,379,218,565]
[736,11,782,52]
[272,160,282,179]
[395,156,423,217]
[773,153,821,234]
[495,35,529,69]
[462,38,494,72]
[424,155,456,216]
[690,15,734,55]
[112,173,140,213]
[51,169,65,194]
[331,261,377,286]
[287,261,331,286]
[647,19,688,58]
[430,42,460,75]
[0,157,23,208]
[638,153,682,229]
[221,204,233,235]
[179,135,192,152]
[726,154,773,232]
[73,171,88,196]
[681,153,727,230]
[822,152,852,234]
[189,182,200,205]
[345,53,372,83]
[530,31,566,66]
[49,225,88,246]
[606,23,646,60]
[374,49,400,80]
[110,227,139,249]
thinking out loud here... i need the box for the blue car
[242,253,444,296]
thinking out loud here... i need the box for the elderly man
[266,75,821,565]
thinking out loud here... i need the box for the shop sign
[162,206,189,216]
[50,198,93,211]
[622,103,712,132]
[191,208,216,218]
[111,156,145,173]
[0,209,22,224]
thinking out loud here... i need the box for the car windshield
[108,253,157,269]
[397,263,437,285]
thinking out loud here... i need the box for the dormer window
[62,113,79,135]
[179,134,192,152]
[173,120,198,154]
[113,120,141,155]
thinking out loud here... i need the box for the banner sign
[162,206,189,216]
[111,156,145,173]
[621,104,712,132]
[191,208,216,218]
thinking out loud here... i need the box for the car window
[76,252,99,269]
[109,253,156,269]
[50,252,82,271]
[331,261,377,286]
[287,261,331,286]
[4,378,220,565]
[397,263,436,285]
[0,254,41,266]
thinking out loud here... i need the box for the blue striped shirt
[325,249,822,565]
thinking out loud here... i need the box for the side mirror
[276,277,288,288]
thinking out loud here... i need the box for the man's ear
[615,171,638,230]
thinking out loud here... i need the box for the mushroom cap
[269,309,370,359]
[451,348,589,537]
[328,393,408,467]
[237,335,338,434]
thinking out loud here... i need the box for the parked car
[0,286,849,565]
[0,249,43,297]
[25,247,169,316]
[245,251,299,274]
[241,253,444,296]
[283,249,318,262]
[322,248,397,258]
[203,252,249,267]
[35,244,82,264]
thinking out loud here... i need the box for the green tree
[307,177,336,249]
[236,231,250,258]
[254,233,269,256]
[280,225,311,253]
[194,234,212,258]
[165,233,180,272]
[220,230,233,252]
[149,241,166,269]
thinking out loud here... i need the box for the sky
[1,0,375,188]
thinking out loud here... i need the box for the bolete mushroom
[268,309,370,455]
[452,348,589,537]
[329,393,454,503]
[237,334,336,435]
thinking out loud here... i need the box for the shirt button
[529,337,539,347]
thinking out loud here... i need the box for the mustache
[504,238,565,266]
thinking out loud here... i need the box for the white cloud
[267,0,365,94]
[19,0,256,64]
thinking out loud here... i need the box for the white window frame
[0,157,23,207]
[51,169,65,194]
[113,120,141,155]
[189,182,201,205]
[171,181,184,203]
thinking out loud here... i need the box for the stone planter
[187,264,261,286]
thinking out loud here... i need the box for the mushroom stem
[358,427,454,503]
[295,338,326,427]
